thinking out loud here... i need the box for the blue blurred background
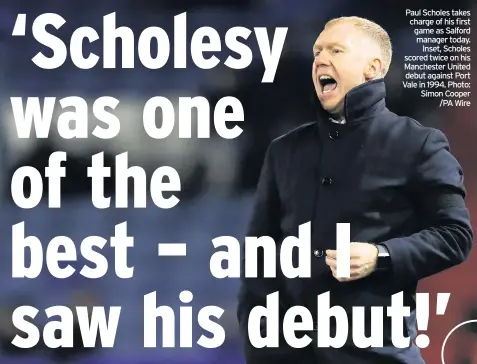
[0,0,476,363]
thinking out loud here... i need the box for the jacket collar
[317,78,387,124]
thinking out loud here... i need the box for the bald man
[237,16,473,364]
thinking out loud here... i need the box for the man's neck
[330,117,346,124]
[329,108,345,122]
[329,111,346,124]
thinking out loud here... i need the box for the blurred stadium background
[0,0,476,363]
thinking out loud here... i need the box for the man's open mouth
[319,75,337,94]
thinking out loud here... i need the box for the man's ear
[364,58,383,80]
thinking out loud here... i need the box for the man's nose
[314,52,330,67]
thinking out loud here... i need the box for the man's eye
[332,49,342,53]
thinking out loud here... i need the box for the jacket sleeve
[381,128,473,283]
[236,142,286,359]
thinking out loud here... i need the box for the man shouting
[237,16,473,364]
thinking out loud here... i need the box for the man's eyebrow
[313,42,346,53]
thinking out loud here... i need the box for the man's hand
[325,242,378,282]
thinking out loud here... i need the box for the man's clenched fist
[325,242,378,282]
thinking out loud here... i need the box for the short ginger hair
[325,16,392,77]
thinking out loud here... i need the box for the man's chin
[320,100,343,117]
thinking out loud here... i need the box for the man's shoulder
[269,121,317,149]
[379,110,441,144]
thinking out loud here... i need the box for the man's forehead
[314,22,360,49]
